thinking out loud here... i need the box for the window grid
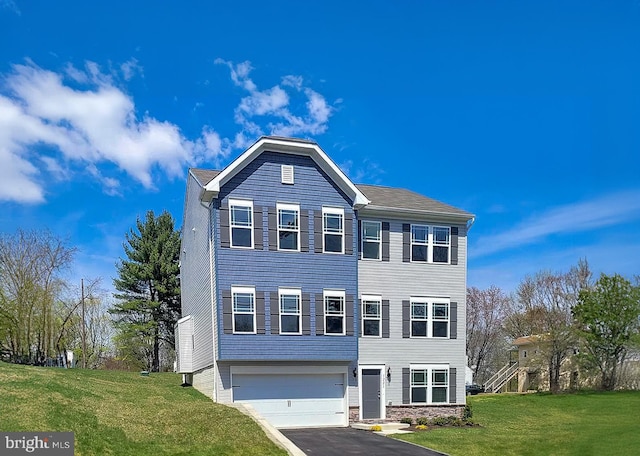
[277,204,300,251]
[410,225,451,263]
[410,299,450,338]
[229,200,253,248]
[410,366,449,404]
[279,289,301,335]
[323,208,344,254]
[361,296,381,337]
[232,287,256,334]
[361,221,381,260]
[324,291,345,335]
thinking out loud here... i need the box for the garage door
[232,373,346,428]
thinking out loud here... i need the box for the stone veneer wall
[349,405,464,423]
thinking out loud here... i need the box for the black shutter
[357,220,362,258]
[270,292,279,335]
[449,368,457,403]
[402,224,411,262]
[451,226,459,265]
[402,368,410,404]
[254,206,263,250]
[302,293,311,335]
[256,292,265,334]
[345,294,354,336]
[314,211,323,253]
[344,213,353,255]
[300,210,309,252]
[220,205,230,248]
[382,299,390,338]
[315,293,324,335]
[450,302,457,339]
[402,300,410,338]
[382,222,390,261]
[222,290,232,334]
[268,207,277,251]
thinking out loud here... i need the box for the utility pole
[81,278,86,369]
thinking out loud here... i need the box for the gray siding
[180,174,215,373]
[357,220,468,405]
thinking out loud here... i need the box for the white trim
[281,164,294,184]
[360,220,382,261]
[361,294,382,338]
[409,364,450,405]
[322,206,345,254]
[278,288,302,335]
[277,203,300,252]
[410,224,451,264]
[409,297,451,338]
[358,364,386,421]
[229,198,254,249]
[324,289,346,336]
[231,286,257,334]
[203,137,370,208]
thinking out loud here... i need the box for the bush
[416,417,430,426]
[400,417,413,424]
[415,424,428,430]
[430,417,448,426]
[463,404,473,421]
[370,425,382,431]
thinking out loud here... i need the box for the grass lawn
[0,361,286,456]
[394,391,640,456]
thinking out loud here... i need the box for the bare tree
[466,286,510,383]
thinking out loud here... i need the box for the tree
[573,273,640,390]
[110,210,181,372]
[505,259,592,393]
[466,286,510,384]
[0,229,76,364]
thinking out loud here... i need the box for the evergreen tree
[110,210,181,371]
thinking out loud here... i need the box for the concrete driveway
[281,427,446,456]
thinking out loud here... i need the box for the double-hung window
[410,298,450,338]
[410,365,449,404]
[361,295,381,337]
[324,290,345,335]
[277,203,300,251]
[361,221,381,260]
[410,225,450,263]
[229,199,253,248]
[323,208,344,253]
[279,288,301,335]
[232,287,255,334]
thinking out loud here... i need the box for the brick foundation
[349,405,464,423]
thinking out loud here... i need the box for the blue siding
[215,152,358,361]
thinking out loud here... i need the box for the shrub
[463,404,473,421]
[415,424,428,430]
[370,425,382,431]
[416,417,430,426]
[400,417,413,425]
[430,417,448,426]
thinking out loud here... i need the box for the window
[232,287,255,334]
[410,225,451,263]
[323,208,344,253]
[279,288,301,335]
[410,298,450,338]
[324,290,345,335]
[410,365,449,404]
[361,221,381,260]
[361,295,381,337]
[229,199,253,248]
[277,203,299,251]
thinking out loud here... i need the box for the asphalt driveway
[281,427,446,456]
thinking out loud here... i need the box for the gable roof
[356,184,474,222]
[202,136,370,208]
[190,169,220,186]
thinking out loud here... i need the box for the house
[175,136,474,428]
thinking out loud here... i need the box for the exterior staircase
[484,361,519,393]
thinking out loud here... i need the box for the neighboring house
[175,136,474,428]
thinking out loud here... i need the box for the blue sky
[1,0,639,293]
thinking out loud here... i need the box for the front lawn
[394,391,640,456]
[0,362,286,456]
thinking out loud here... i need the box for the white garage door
[232,373,346,428]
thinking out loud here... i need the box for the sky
[1,0,639,294]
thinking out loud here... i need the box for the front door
[362,369,381,419]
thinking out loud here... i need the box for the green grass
[0,362,286,456]
[395,391,640,456]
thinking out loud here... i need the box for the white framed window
[324,290,345,335]
[229,199,253,248]
[323,207,344,253]
[232,286,256,334]
[410,298,450,338]
[361,295,381,337]
[410,225,450,263]
[410,365,449,404]
[361,221,381,260]
[279,288,301,335]
[277,203,300,251]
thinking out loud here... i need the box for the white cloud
[0,61,224,203]
[471,190,640,259]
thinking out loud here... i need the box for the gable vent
[281,165,294,184]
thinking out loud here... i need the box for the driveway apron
[281,427,446,456]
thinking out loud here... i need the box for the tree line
[467,259,640,392]
[0,210,181,372]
